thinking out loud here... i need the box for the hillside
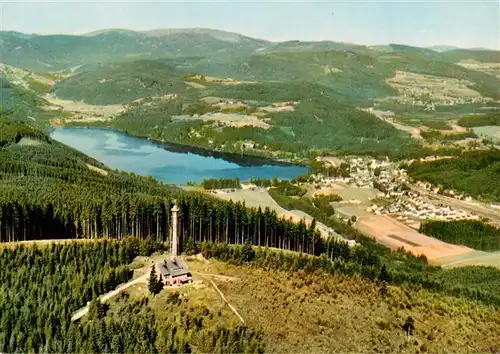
[54,60,418,158]
[0,73,49,122]
[50,43,500,158]
[4,240,500,353]
[0,29,268,72]
[2,28,500,159]
[3,114,500,352]
[407,149,500,201]
[54,60,189,105]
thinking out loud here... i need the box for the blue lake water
[50,128,308,185]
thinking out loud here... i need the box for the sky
[0,0,498,49]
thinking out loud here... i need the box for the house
[155,257,192,287]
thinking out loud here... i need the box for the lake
[50,128,308,185]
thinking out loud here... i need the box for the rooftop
[158,257,191,278]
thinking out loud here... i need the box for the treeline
[420,220,500,251]
[0,240,264,353]
[312,194,342,215]
[407,149,500,200]
[202,178,241,190]
[272,179,306,197]
[249,177,277,188]
[458,111,500,127]
[420,129,476,143]
[0,118,49,146]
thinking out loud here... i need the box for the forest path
[71,272,149,321]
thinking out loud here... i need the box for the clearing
[214,188,343,239]
[473,125,500,142]
[86,164,108,176]
[17,137,42,146]
[200,112,270,129]
[185,74,259,85]
[45,96,124,124]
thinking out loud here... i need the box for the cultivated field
[457,60,500,78]
[355,214,473,263]
[174,111,271,129]
[386,71,490,103]
[473,125,500,142]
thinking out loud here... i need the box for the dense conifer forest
[420,220,500,251]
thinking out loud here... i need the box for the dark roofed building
[155,257,192,286]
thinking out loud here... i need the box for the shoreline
[51,124,309,169]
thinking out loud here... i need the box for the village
[312,155,480,225]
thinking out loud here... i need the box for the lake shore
[54,122,310,167]
[50,127,309,185]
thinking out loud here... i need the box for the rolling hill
[2,28,500,159]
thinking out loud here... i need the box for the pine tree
[156,274,164,293]
[88,297,105,320]
[148,265,161,296]
[378,264,391,283]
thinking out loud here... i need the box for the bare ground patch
[185,74,259,85]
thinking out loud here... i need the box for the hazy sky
[1,0,499,49]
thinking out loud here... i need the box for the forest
[420,220,500,251]
[407,149,500,200]
[0,240,264,353]
[458,110,500,127]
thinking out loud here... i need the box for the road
[71,272,148,321]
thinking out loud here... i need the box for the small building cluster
[415,181,473,202]
[366,193,478,221]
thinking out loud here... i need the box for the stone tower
[171,201,179,258]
